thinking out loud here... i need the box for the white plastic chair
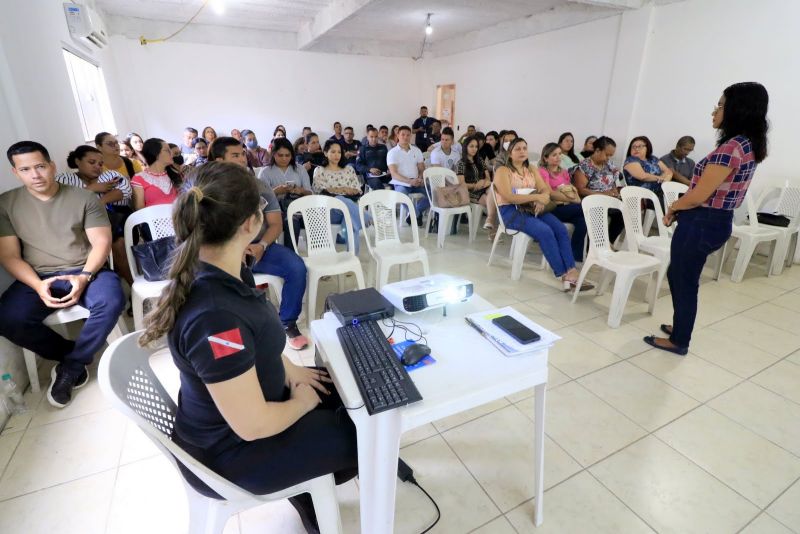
[621,187,672,308]
[287,196,366,324]
[469,202,487,242]
[755,183,800,275]
[359,190,430,289]
[573,196,661,328]
[661,182,688,236]
[717,194,780,282]
[398,192,425,228]
[98,333,342,534]
[124,205,174,330]
[487,183,532,281]
[252,274,284,307]
[423,168,474,248]
[22,306,127,393]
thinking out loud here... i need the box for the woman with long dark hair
[538,142,587,262]
[557,132,581,169]
[623,135,673,206]
[131,138,183,209]
[138,162,357,531]
[97,132,142,179]
[645,82,769,355]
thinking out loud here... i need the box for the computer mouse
[401,343,431,366]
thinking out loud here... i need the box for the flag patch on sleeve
[207,328,245,359]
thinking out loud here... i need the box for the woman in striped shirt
[57,144,133,285]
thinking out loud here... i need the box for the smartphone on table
[491,315,540,344]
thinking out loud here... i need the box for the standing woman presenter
[644,82,769,355]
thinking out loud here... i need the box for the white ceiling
[95,0,683,57]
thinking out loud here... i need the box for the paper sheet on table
[465,306,561,357]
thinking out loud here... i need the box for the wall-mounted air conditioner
[63,3,109,49]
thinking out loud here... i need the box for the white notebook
[465,306,561,357]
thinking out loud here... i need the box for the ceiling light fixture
[210,0,225,15]
[425,13,433,35]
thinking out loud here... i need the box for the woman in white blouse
[313,140,370,255]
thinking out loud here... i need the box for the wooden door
[436,84,456,127]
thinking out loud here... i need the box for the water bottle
[1,373,27,415]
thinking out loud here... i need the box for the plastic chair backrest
[776,185,800,226]
[490,182,508,232]
[359,190,419,256]
[123,204,176,278]
[620,186,669,251]
[423,167,458,209]
[98,333,252,501]
[287,195,355,258]
[661,182,688,210]
[582,195,622,255]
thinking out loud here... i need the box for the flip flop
[643,335,687,356]
[660,324,673,336]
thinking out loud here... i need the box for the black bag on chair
[131,236,177,281]
[757,212,791,227]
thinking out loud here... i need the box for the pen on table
[464,317,516,353]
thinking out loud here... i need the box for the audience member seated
[329,121,345,145]
[192,138,209,167]
[493,130,518,171]
[132,138,183,209]
[494,138,591,291]
[558,132,582,170]
[459,124,477,144]
[356,127,390,190]
[257,138,313,248]
[480,130,499,171]
[202,126,217,144]
[126,132,147,165]
[231,129,243,142]
[457,135,492,217]
[293,136,306,156]
[97,132,142,179]
[387,125,429,224]
[242,129,270,168]
[538,143,588,262]
[301,126,312,140]
[573,136,625,244]
[623,135,673,206]
[274,125,287,138]
[119,140,137,161]
[660,135,696,186]
[0,141,125,408]
[427,120,442,147]
[378,125,389,145]
[169,143,186,168]
[430,127,460,171]
[313,141,370,255]
[137,164,357,532]
[297,133,325,183]
[412,106,436,152]
[387,125,400,149]
[341,126,361,167]
[208,137,310,350]
[57,145,134,285]
[180,127,198,155]
[360,124,374,146]
[580,135,597,159]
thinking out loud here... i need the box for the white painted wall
[630,0,797,186]
[416,15,622,160]
[109,36,422,144]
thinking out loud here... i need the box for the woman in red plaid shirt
[644,82,769,355]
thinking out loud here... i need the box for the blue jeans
[499,205,576,277]
[0,269,125,373]
[252,243,307,327]
[551,203,588,262]
[668,207,733,347]
[329,196,369,256]
[393,185,430,215]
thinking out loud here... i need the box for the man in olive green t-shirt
[0,141,125,408]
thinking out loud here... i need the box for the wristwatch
[79,270,95,282]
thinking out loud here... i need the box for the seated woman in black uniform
[138,161,357,533]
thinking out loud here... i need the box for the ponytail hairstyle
[67,145,102,169]
[503,137,530,172]
[141,138,183,188]
[718,82,769,163]
[139,162,263,346]
[538,142,561,169]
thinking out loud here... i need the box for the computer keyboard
[336,320,423,415]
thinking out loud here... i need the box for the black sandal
[643,335,688,356]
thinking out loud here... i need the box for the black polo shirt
[168,262,287,452]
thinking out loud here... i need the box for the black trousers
[667,207,733,347]
[175,370,358,498]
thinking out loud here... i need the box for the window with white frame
[62,49,116,142]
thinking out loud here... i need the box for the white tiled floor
[2,226,800,533]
